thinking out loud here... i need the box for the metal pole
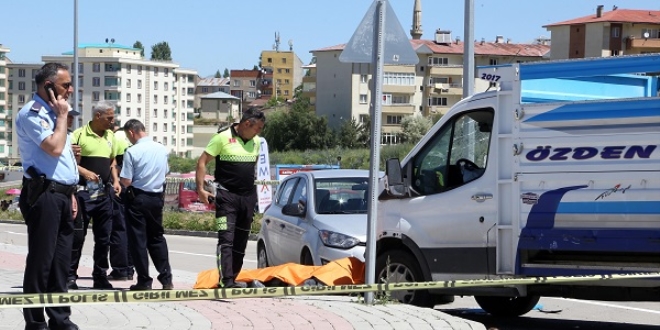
[462,0,474,98]
[73,0,79,124]
[364,0,385,305]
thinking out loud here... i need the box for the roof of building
[197,77,230,87]
[313,40,550,57]
[231,69,261,78]
[201,91,239,100]
[61,43,140,55]
[544,9,660,27]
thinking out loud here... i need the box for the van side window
[290,178,308,204]
[411,109,494,195]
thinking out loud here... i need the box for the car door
[263,177,298,265]
[278,176,309,263]
[394,109,497,277]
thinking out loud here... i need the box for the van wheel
[376,250,432,307]
[257,242,269,268]
[301,249,314,266]
[474,295,540,317]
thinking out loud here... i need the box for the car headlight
[318,230,360,249]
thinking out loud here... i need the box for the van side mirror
[385,158,406,197]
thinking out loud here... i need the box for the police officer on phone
[120,119,173,290]
[67,100,127,290]
[16,62,79,330]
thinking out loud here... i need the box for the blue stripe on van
[524,99,660,123]
[557,201,660,215]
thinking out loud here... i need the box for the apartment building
[544,6,660,59]
[33,43,197,157]
[229,69,269,109]
[0,45,10,163]
[5,63,41,164]
[310,30,550,144]
[194,77,230,109]
[259,50,304,100]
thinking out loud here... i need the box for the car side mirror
[282,197,306,217]
[385,158,406,197]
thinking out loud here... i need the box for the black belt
[46,180,76,196]
[132,187,163,197]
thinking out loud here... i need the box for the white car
[257,169,373,267]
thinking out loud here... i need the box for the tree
[214,70,222,78]
[223,68,230,78]
[357,115,371,147]
[338,118,362,149]
[133,41,144,57]
[262,97,336,151]
[168,153,196,173]
[151,41,172,61]
[400,115,432,144]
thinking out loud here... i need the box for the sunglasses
[60,82,72,89]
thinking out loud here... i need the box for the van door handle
[279,224,286,229]
[265,219,270,224]
[471,194,493,202]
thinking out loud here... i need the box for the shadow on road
[441,309,660,330]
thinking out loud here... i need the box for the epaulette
[29,103,42,113]
[217,125,230,133]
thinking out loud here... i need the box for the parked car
[257,169,377,268]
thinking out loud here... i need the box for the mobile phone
[45,83,57,101]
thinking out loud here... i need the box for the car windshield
[315,177,368,214]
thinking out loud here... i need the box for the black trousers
[110,190,133,277]
[215,189,257,286]
[125,189,172,287]
[19,187,76,330]
[69,192,86,281]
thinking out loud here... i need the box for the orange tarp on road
[193,257,365,289]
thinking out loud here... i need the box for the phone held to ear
[45,83,57,102]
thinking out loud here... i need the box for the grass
[162,210,263,234]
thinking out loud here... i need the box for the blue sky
[3,0,658,77]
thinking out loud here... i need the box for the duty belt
[46,180,76,196]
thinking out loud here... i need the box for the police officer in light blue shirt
[16,62,80,330]
[119,119,173,291]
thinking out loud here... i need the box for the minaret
[410,0,423,40]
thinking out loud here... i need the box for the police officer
[68,100,127,290]
[196,108,265,288]
[16,62,79,330]
[120,119,173,290]
[108,124,134,280]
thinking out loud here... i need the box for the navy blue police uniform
[16,94,79,330]
[120,136,173,290]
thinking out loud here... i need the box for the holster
[25,166,47,207]
[124,186,136,203]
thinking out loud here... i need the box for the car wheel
[301,249,314,266]
[474,295,540,317]
[257,242,269,268]
[376,250,432,307]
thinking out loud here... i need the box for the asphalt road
[1,222,659,329]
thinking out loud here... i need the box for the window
[284,79,290,85]
[164,82,168,91]
[429,77,449,86]
[285,68,290,74]
[360,75,368,83]
[611,50,621,56]
[153,137,157,142]
[105,63,119,72]
[78,63,84,74]
[381,133,399,145]
[611,27,620,38]
[276,178,298,206]
[641,28,660,38]
[250,80,256,87]
[383,72,415,86]
[92,77,100,86]
[154,82,158,90]
[164,96,168,104]
[429,97,448,106]
[291,177,307,204]
[172,124,176,133]
[277,69,282,74]
[233,80,240,87]
[18,69,26,77]
[153,95,158,104]
[202,87,208,93]
[153,109,158,118]
[282,58,287,64]
[127,64,132,74]
[359,94,368,104]
[163,137,167,145]
[18,95,26,103]
[489,58,498,66]
[18,82,25,90]
[386,115,402,125]
[93,63,100,72]
[187,88,194,95]
[137,94,142,102]
[164,68,169,77]
[284,90,289,96]
[182,88,186,96]
[126,107,131,116]
[410,109,494,195]
[181,138,185,147]
[93,91,100,101]
[163,124,167,132]
[126,79,131,88]
[154,67,159,76]
[163,110,168,118]
[267,58,272,63]
[428,57,449,66]
[137,80,142,89]
[359,114,369,123]
[138,65,142,75]
[153,123,157,132]
[137,108,142,117]
[127,93,131,102]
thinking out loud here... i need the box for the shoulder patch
[40,119,50,129]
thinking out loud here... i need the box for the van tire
[376,250,432,307]
[301,249,314,266]
[257,242,269,268]
[474,295,540,317]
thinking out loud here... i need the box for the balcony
[382,104,416,114]
[302,76,316,83]
[383,85,416,94]
[432,83,463,95]
[627,37,660,50]
[429,65,463,76]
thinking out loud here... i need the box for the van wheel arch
[377,235,433,282]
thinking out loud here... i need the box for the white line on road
[3,231,26,236]
[553,298,660,315]
[169,250,256,263]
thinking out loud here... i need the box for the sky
[3,0,658,77]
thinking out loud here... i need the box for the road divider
[0,272,658,309]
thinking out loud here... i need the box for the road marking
[169,250,256,263]
[554,298,660,315]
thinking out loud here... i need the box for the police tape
[163,177,281,186]
[0,272,658,309]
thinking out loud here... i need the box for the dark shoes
[107,274,134,281]
[93,278,114,290]
[67,280,78,290]
[163,284,174,290]
[129,284,152,291]
[222,281,248,289]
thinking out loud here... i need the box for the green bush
[161,210,263,234]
